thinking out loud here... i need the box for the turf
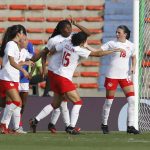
[0,132,150,150]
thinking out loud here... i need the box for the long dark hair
[117,25,131,40]
[71,32,88,46]
[49,20,71,39]
[0,24,26,57]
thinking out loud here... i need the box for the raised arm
[70,16,92,36]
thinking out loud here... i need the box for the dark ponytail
[0,24,26,57]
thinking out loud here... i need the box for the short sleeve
[45,38,54,51]
[75,47,91,58]
[101,41,112,51]
[5,42,17,57]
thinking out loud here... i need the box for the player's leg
[29,93,63,133]
[60,100,70,128]
[101,78,118,134]
[64,90,82,135]
[12,83,29,133]
[120,79,139,134]
[0,86,22,134]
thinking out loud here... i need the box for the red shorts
[104,77,133,90]
[0,80,19,98]
[48,71,76,94]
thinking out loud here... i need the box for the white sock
[50,108,60,125]
[60,101,70,127]
[70,104,82,127]
[1,103,17,127]
[127,96,135,126]
[101,99,113,125]
[36,104,53,121]
[11,107,21,130]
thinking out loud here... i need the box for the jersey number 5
[62,51,71,67]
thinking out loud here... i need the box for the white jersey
[46,34,73,72]
[101,39,135,79]
[0,41,21,82]
[54,40,91,81]
[19,48,33,62]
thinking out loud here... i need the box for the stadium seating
[79,83,99,88]
[86,5,104,10]
[67,5,84,10]
[81,61,100,67]
[9,4,28,10]
[27,28,45,33]
[27,17,45,22]
[0,4,7,9]
[47,5,65,10]
[0,17,7,21]
[0,28,5,33]
[8,17,25,22]
[28,5,46,10]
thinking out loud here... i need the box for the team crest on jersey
[10,83,14,86]
[108,82,113,87]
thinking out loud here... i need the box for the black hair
[71,32,88,46]
[0,24,26,57]
[49,20,71,39]
[117,25,131,40]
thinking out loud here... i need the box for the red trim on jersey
[126,92,135,97]
[73,100,83,105]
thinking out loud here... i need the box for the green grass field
[0,132,150,150]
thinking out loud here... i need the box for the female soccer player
[0,25,33,134]
[100,25,139,134]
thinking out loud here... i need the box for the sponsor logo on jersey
[108,82,113,87]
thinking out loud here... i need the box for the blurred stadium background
[0,0,147,133]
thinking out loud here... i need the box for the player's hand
[25,60,35,67]
[69,15,77,26]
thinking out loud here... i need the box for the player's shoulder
[7,41,17,47]
[105,39,117,46]
[126,40,134,46]
[51,35,64,41]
